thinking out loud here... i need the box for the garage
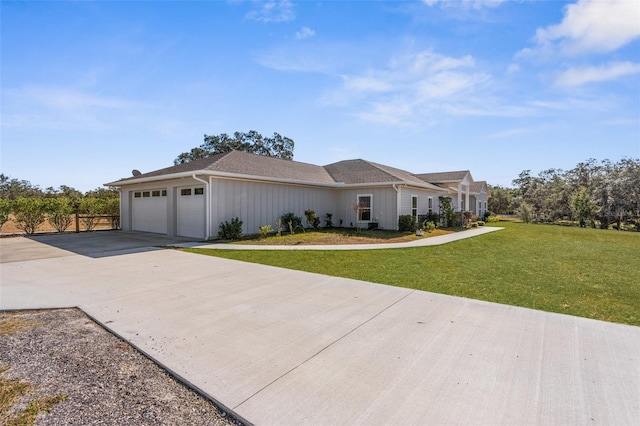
[177,186,206,238]
[131,189,168,234]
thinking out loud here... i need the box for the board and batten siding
[210,178,337,235]
[334,187,398,230]
[398,188,443,217]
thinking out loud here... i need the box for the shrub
[258,224,273,239]
[425,221,436,233]
[0,198,11,230]
[280,212,303,234]
[218,217,243,240]
[486,215,501,223]
[518,203,534,223]
[325,213,333,228]
[477,221,485,226]
[104,197,120,229]
[13,197,47,235]
[398,215,417,232]
[46,197,74,233]
[304,209,318,229]
[483,211,493,221]
[78,197,106,231]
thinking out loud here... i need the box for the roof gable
[416,170,471,184]
[109,151,334,185]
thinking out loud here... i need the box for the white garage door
[132,189,167,234]
[177,186,205,238]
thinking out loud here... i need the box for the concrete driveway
[1,232,638,425]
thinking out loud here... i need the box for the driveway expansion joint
[233,289,416,410]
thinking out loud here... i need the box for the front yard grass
[183,222,640,326]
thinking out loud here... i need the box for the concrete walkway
[175,226,503,250]
[1,233,638,425]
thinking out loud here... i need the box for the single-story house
[106,151,489,239]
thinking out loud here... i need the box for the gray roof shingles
[416,170,470,183]
[109,151,464,189]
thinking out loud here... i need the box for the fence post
[75,210,80,233]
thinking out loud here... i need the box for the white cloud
[521,0,640,57]
[295,26,315,40]
[245,0,295,23]
[331,50,496,126]
[422,0,506,10]
[555,61,640,87]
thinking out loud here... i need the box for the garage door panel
[132,192,167,234]
[178,187,205,238]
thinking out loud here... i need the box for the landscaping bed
[233,228,454,245]
[0,309,238,426]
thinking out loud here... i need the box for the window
[411,195,418,218]
[142,191,150,198]
[357,194,372,222]
[181,188,192,196]
[461,199,465,211]
[194,187,204,195]
[152,190,161,197]
[161,190,167,196]
[428,197,433,213]
[134,192,141,198]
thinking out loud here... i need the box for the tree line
[488,158,640,230]
[0,174,120,235]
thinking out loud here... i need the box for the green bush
[280,212,303,234]
[425,221,436,233]
[486,215,501,223]
[398,215,417,232]
[46,197,74,233]
[218,217,243,240]
[324,213,333,228]
[258,224,273,239]
[13,197,47,235]
[78,197,106,231]
[304,209,319,229]
[0,198,11,230]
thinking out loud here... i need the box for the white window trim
[357,194,373,223]
[428,196,433,212]
[411,194,418,218]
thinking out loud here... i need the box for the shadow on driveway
[0,230,201,262]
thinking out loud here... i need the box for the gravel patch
[0,308,241,425]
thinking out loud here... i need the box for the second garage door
[177,186,205,238]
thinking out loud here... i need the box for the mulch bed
[0,309,241,425]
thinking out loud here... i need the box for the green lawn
[183,222,640,326]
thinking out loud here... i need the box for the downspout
[393,184,401,230]
[192,174,210,239]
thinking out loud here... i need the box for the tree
[570,187,597,228]
[0,174,44,199]
[174,131,295,164]
[78,197,106,231]
[46,197,74,233]
[13,197,47,235]
[0,199,11,230]
[518,202,533,223]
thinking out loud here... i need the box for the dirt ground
[0,309,240,426]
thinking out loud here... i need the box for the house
[415,171,489,218]
[106,151,489,239]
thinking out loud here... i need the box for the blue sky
[2,0,639,192]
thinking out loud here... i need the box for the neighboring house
[106,151,489,239]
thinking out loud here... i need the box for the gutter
[191,174,211,239]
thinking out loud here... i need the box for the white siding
[334,187,398,230]
[210,178,337,235]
